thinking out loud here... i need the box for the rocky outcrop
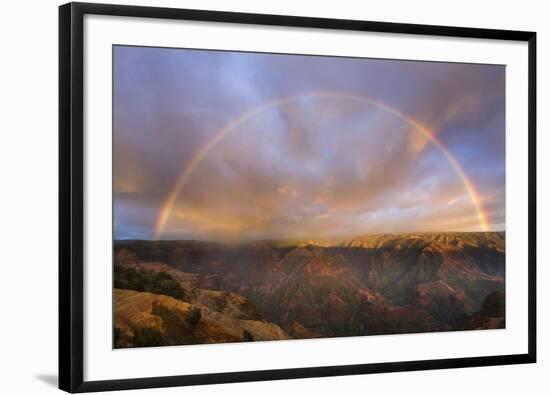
[114,289,289,348]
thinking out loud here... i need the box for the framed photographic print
[59,2,537,393]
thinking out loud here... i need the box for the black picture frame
[59,2,537,393]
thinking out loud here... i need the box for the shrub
[113,327,122,347]
[481,290,505,317]
[132,327,166,347]
[114,265,184,299]
[186,307,202,327]
[242,329,254,342]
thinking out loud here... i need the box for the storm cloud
[113,46,505,240]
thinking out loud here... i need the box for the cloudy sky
[113,45,505,241]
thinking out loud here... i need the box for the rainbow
[154,92,490,238]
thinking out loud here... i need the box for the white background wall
[0,0,547,393]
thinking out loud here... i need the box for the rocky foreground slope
[114,289,289,347]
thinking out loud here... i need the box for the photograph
[0,0,543,393]
[113,46,506,348]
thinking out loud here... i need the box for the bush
[132,327,166,347]
[481,290,505,317]
[113,327,122,347]
[186,307,202,327]
[242,329,254,342]
[114,265,184,299]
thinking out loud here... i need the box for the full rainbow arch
[154,92,490,239]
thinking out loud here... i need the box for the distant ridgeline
[113,232,505,348]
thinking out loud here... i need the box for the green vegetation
[114,265,184,299]
[113,327,123,347]
[242,329,254,342]
[133,327,167,347]
[481,290,505,317]
[186,307,202,327]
